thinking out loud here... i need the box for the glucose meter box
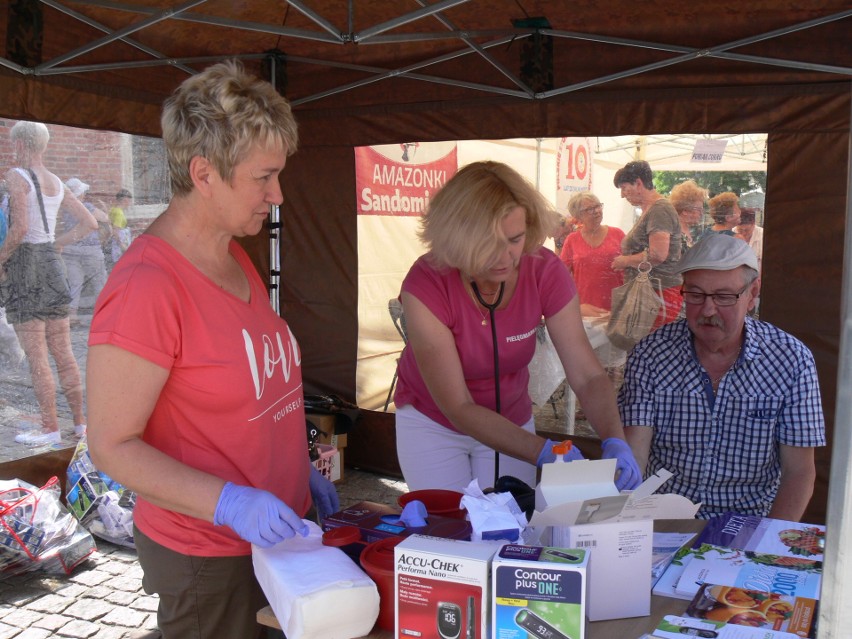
[491,544,589,639]
[395,534,499,639]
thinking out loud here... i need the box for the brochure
[654,514,826,601]
[674,544,822,600]
[651,614,800,638]
[685,583,818,638]
[695,513,824,560]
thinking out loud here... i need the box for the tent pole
[820,93,852,636]
[267,54,282,314]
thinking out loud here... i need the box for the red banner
[355,143,457,216]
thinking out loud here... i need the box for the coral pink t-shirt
[559,226,625,310]
[89,235,310,557]
[394,247,576,430]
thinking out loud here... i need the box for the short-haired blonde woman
[394,161,640,493]
[669,179,708,253]
[0,121,98,446]
[705,191,741,236]
[560,191,625,315]
[86,61,338,639]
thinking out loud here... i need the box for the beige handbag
[605,261,663,351]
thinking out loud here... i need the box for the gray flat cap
[675,232,758,274]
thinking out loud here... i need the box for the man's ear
[748,277,762,311]
[189,156,215,196]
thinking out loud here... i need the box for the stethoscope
[470,280,505,489]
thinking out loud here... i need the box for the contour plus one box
[492,544,589,639]
[395,535,498,639]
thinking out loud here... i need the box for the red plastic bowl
[397,489,466,520]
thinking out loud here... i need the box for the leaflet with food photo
[695,513,824,560]
[685,584,818,638]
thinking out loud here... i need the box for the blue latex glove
[601,438,642,491]
[213,482,308,548]
[309,465,340,521]
[536,439,585,467]
[398,500,428,527]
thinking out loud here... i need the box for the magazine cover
[695,513,824,560]
[674,545,822,600]
[686,584,818,638]
[654,515,825,601]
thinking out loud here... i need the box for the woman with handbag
[610,160,683,329]
[0,121,98,446]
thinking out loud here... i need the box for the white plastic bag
[527,323,565,406]
[0,476,96,577]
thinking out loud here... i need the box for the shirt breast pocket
[719,396,784,467]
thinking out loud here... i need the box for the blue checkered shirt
[618,318,825,519]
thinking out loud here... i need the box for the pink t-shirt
[89,235,310,557]
[394,246,576,429]
[559,226,625,310]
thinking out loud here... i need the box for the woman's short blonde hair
[10,121,50,154]
[709,191,740,222]
[669,179,707,212]
[161,60,299,196]
[566,191,601,220]
[420,161,557,276]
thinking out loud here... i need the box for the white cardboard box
[559,518,653,621]
[395,535,498,639]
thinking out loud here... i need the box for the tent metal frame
[0,2,849,105]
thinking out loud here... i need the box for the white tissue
[252,520,380,639]
[460,479,529,543]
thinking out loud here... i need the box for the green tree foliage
[653,171,766,197]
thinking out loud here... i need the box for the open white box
[529,459,700,621]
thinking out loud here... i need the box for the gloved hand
[536,439,585,467]
[213,482,308,548]
[309,464,340,520]
[601,438,642,491]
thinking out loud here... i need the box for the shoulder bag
[605,261,663,351]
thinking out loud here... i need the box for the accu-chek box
[395,534,498,639]
[492,544,589,639]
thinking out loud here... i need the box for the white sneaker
[15,430,62,446]
[74,424,87,438]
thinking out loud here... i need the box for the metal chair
[384,298,408,411]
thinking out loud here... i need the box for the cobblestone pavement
[0,469,408,639]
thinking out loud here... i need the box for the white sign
[690,138,728,163]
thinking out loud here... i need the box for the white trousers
[395,404,537,492]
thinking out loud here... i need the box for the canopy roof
[1,2,849,136]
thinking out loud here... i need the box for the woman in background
[394,161,641,494]
[560,191,624,317]
[668,179,707,255]
[0,121,97,446]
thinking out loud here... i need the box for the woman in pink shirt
[86,62,338,639]
[394,162,640,493]
[560,191,625,316]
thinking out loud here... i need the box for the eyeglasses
[680,284,750,307]
[681,205,704,213]
[578,203,603,215]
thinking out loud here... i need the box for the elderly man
[619,233,825,520]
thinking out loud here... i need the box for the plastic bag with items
[66,436,136,548]
[0,476,96,577]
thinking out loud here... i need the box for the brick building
[0,119,169,235]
